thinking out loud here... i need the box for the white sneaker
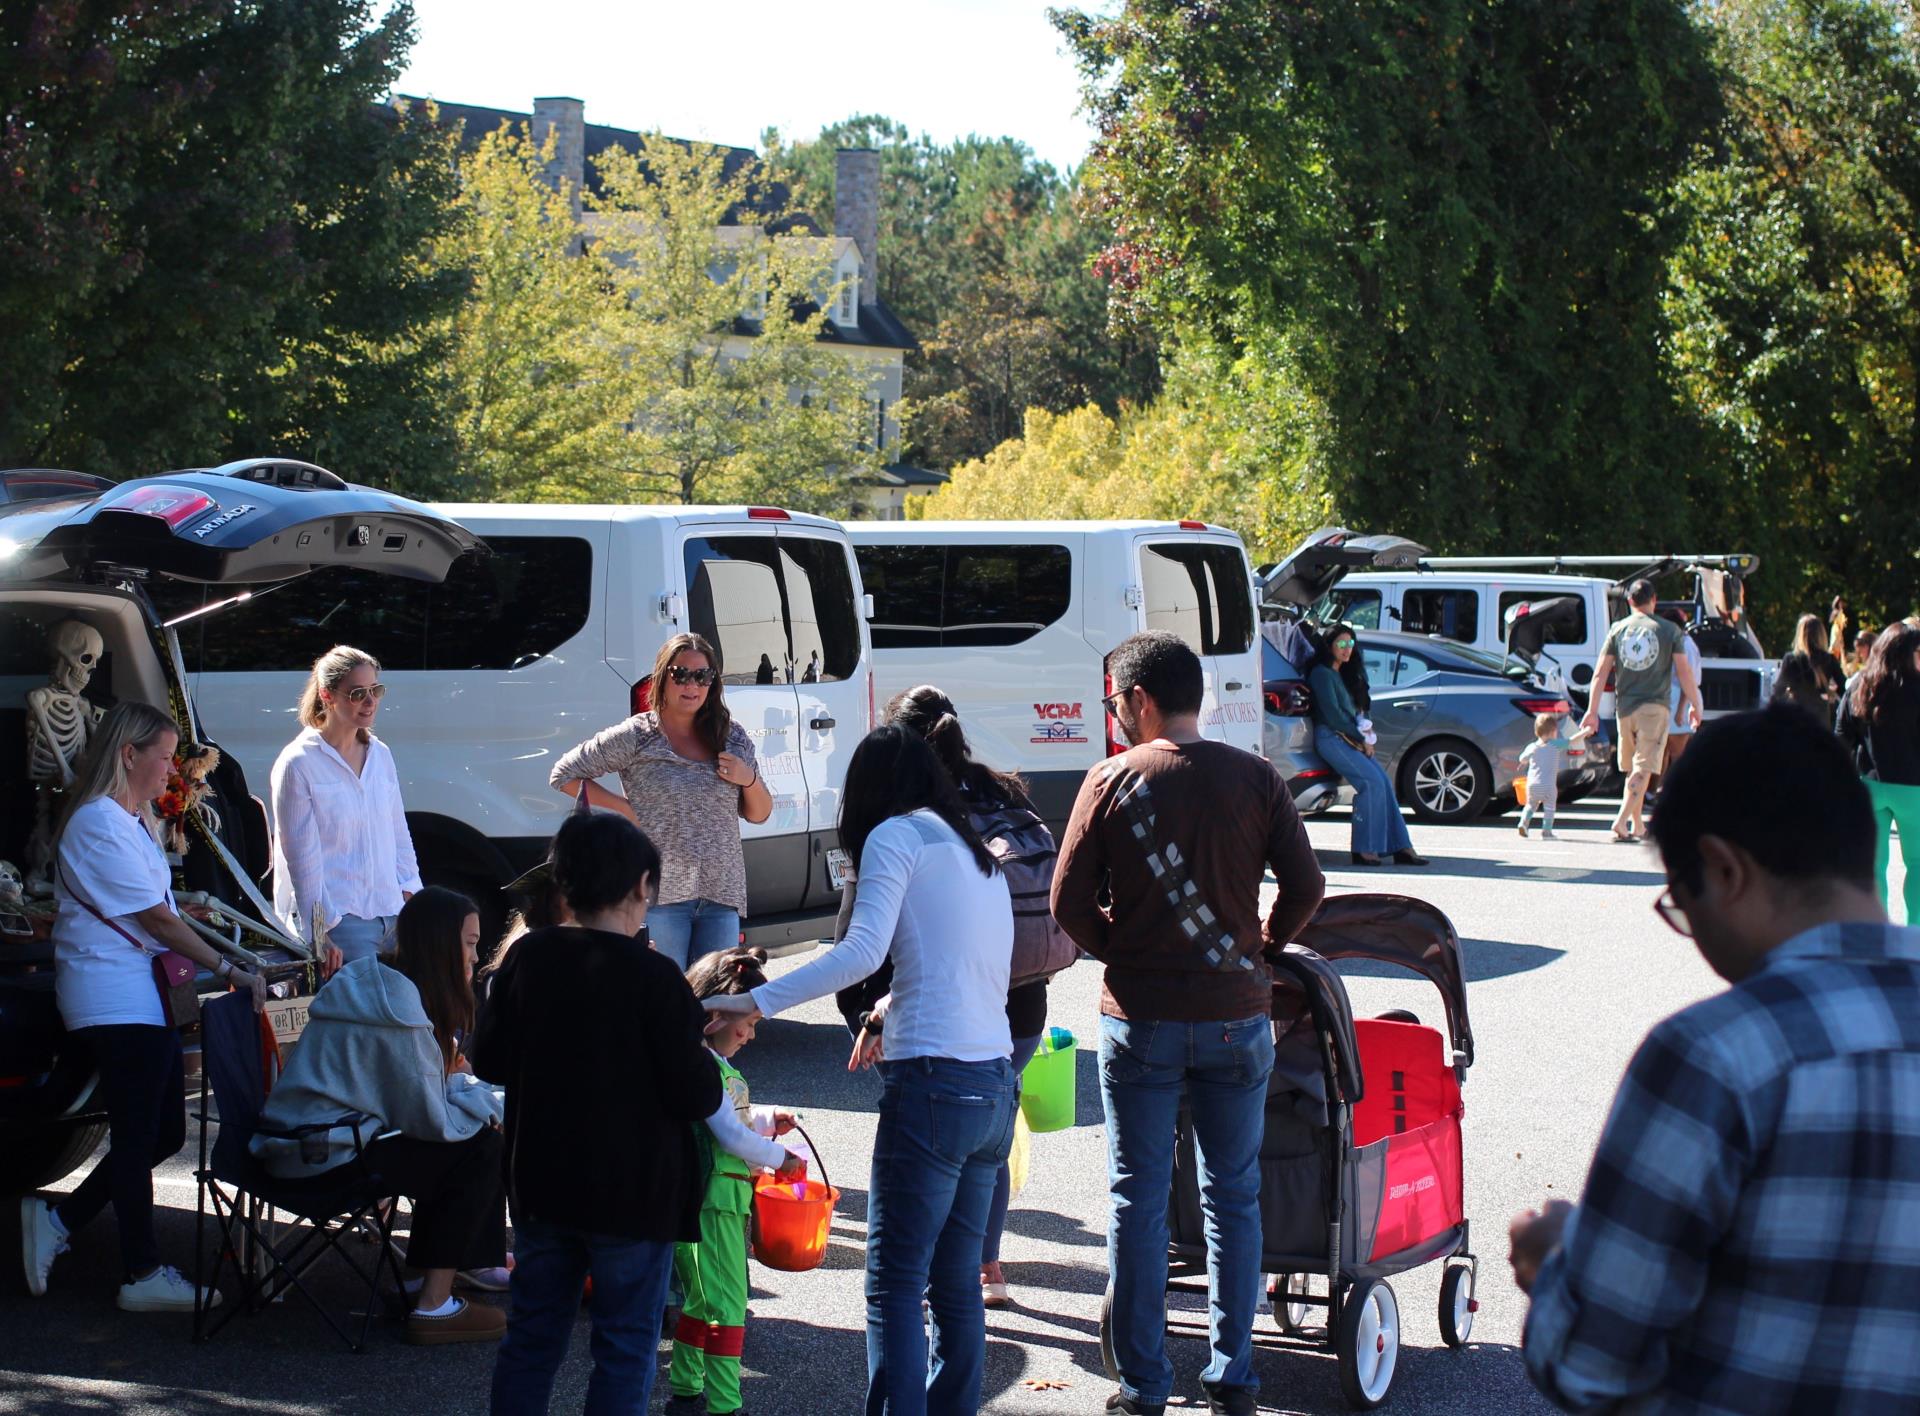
[117,1264,222,1312]
[20,1197,68,1297]
[1541,829,1558,840]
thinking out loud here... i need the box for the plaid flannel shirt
[1525,921,1920,1414]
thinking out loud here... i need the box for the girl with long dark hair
[702,726,1017,1416]
[1307,625,1425,866]
[550,632,773,967]
[1838,621,1920,921]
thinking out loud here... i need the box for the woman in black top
[1837,622,1920,925]
[472,813,723,1412]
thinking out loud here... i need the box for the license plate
[826,848,854,891]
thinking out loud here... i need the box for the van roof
[845,519,1238,537]
[1339,569,1619,588]
[431,503,846,533]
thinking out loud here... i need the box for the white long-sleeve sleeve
[383,746,423,894]
[703,1096,788,1171]
[271,751,333,937]
[750,821,911,1018]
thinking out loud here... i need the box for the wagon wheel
[1439,1262,1476,1348]
[1099,1282,1119,1381]
[1269,1272,1315,1336]
[1336,1279,1400,1409]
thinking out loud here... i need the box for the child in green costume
[672,948,805,1415]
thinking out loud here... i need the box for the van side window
[187,537,591,674]
[943,545,1071,647]
[1496,591,1586,646]
[1401,589,1479,643]
[858,546,943,649]
[1140,543,1254,656]
[1336,590,1381,630]
[684,534,861,683]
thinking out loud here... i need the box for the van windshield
[1140,542,1253,656]
[683,534,860,684]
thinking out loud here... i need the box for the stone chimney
[835,148,881,304]
[531,96,586,223]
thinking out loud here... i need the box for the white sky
[388,0,1100,174]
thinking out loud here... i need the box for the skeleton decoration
[24,619,107,894]
[0,860,23,909]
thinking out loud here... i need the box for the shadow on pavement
[1334,938,1565,983]
[1001,1207,1106,1249]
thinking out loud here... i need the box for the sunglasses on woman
[667,666,716,686]
[340,684,386,704]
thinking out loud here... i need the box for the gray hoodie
[251,956,503,1178]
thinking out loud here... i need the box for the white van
[1312,559,1772,716]
[155,504,872,953]
[844,520,1263,831]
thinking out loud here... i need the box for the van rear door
[1135,534,1262,753]
[677,523,810,920]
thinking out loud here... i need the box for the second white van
[155,503,872,953]
[845,520,1264,831]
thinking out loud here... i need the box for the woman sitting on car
[1307,626,1428,868]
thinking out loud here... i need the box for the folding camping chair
[193,990,405,1350]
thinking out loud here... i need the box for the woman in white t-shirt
[270,645,422,972]
[20,701,267,1313]
[702,726,1016,1416]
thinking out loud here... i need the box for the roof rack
[192,458,350,492]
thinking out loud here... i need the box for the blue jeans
[1314,726,1412,856]
[866,1056,1018,1416]
[329,913,395,965]
[982,1032,1044,1266]
[647,899,740,970]
[1101,1013,1276,1405]
[490,1216,675,1415]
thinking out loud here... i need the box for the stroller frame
[1100,893,1478,1410]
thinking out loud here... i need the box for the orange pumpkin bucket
[750,1122,839,1273]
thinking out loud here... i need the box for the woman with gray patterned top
[550,633,773,967]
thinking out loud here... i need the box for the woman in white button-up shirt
[270,645,421,970]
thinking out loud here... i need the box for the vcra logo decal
[1030,702,1087,745]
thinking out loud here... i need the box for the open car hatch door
[1259,526,1429,611]
[0,459,480,586]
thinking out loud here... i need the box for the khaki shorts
[1616,702,1671,778]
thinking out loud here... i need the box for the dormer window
[837,268,857,324]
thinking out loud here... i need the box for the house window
[876,398,887,451]
[837,269,856,323]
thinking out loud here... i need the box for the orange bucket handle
[786,1119,828,1191]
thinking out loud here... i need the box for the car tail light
[1264,682,1312,717]
[747,507,790,520]
[1179,519,1206,530]
[631,677,653,716]
[1293,768,1334,781]
[110,483,219,530]
[1104,669,1125,757]
[1514,697,1571,717]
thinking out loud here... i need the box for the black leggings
[57,1024,187,1282]
[362,1128,507,1272]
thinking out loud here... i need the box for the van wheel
[1400,739,1490,824]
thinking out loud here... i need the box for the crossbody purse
[59,860,200,1027]
[1102,760,1260,975]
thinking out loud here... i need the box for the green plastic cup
[1019,1027,1077,1133]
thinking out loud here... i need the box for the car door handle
[810,716,836,730]
[1393,701,1425,710]
[1224,681,1245,692]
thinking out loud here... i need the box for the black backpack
[967,799,1076,989]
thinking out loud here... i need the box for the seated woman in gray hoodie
[254,886,509,1345]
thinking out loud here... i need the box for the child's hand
[772,1111,798,1135]
[774,1151,808,1181]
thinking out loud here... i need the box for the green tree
[1663,0,1920,636]
[0,1,465,485]
[1053,0,1721,551]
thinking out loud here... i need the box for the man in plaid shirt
[1511,705,1920,1412]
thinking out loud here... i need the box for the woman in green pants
[1838,622,1920,922]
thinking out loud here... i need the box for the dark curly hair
[685,946,770,1000]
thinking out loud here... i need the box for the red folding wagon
[1099,894,1478,1409]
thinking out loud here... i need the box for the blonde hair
[298,645,380,731]
[1534,712,1561,740]
[1792,614,1826,659]
[54,700,179,844]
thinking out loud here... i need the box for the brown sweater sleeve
[1262,768,1325,954]
[1049,765,1113,959]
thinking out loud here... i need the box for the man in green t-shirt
[1582,580,1704,843]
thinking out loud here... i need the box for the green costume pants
[670,1195,751,1413]
[1868,780,1920,926]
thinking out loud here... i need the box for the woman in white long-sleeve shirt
[704,726,1015,1416]
[270,645,421,971]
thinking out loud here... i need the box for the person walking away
[1659,628,1703,782]
[1792,612,1847,706]
[1581,580,1704,843]
[21,702,269,1311]
[700,727,1016,1416]
[1837,622,1920,925]
[669,948,807,1416]
[1052,632,1327,1416]
[1770,651,1833,727]
[1516,714,1589,840]
[254,886,511,1343]
[271,645,421,970]
[1510,705,1920,1411]
[834,685,1074,1310]
[473,813,724,1414]
[1306,625,1427,867]
[550,633,772,968]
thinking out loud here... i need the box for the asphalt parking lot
[4,794,1904,1414]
